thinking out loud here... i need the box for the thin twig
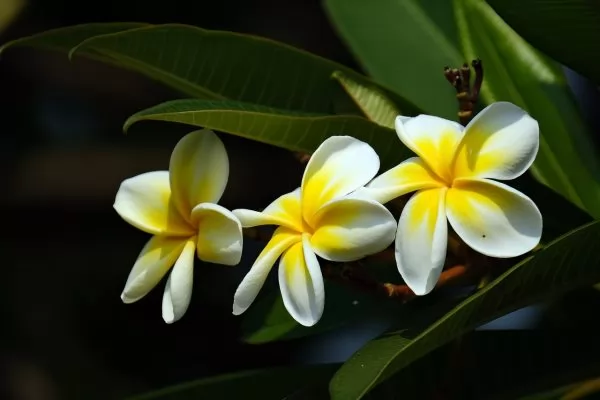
[444,59,484,125]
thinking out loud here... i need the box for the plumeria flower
[232,136,397,327]
[114,129,243,323]
[357,102,543,295]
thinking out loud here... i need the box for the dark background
[2,1,600,399]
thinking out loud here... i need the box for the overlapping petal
[310,197,396,262]
[395,188,448,295]
[396,115,464,184]
[452,102,539,180]
[357,157,444,204]
[278,235,324,327]
[170,129,230,215]
[301,136,380,226]
[114,171,193,236]
[446,178,542,258]
[232,227,301,315]
[121,236,187,303]
[162,238,196,324]
[232,188,303,231]
[191,203,243,266]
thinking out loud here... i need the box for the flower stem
[444,59,484,125]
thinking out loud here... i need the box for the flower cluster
[114,102,543,326]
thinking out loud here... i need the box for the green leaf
[329,219,600,399]
[486,0,600,84]
[1,23,420,116]
[324,0,462,120]
[123,99,411,170]
[128,364,338,400]
[242,291,298,344]
[332,71,399,129]
[0,22,148,57]
[454,0,600,219]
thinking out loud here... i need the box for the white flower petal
[356,157,444,204]
[162,239,196,324]
[395,188,448,295]
[121,236,187,303]
[191,203,243,266]
[446,178,542,258]
[232,227,301,315]
[310,197,396,262]
[395,115,464,184]
[278,235,324,327]
[397,115,412,124]
[169,129,229,215]
[232,188,303,231]
[114,171,193,236]
[301,136,380,225]
[453,102,539,180]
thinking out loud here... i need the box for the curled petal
[162,239,196,324]
[357,157,444,204]
[396,115,464,184]
[301,136,380,225]
[278,235,324,327]
[232,188,303,231]
[114,171,193,236]
[191,203,243,266]
[121,236,187,303]
[395,188,448,295]
[446,178,542,258]
[232,227,301,315]
[170,129,230,215]
[453,102,539,180]
[310,197,396,262]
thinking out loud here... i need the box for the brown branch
[384,264,471,302]
[323,260,475,304]
[321,262,390,297]
[444,59,484,125]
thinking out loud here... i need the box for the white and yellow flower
[357,102,543,295]
[114,129,243,323]
[232,136,397,326]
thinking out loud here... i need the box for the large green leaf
[454,0,600,219]
[0,23,420,116]
[123,99,411,170]
[0,22,148,58]
[325,0,600,219]
[324,0,462,120]
[329,219,600,399]
[366,330,600,399]
[486,0,600,84]
[128,364,337,400]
